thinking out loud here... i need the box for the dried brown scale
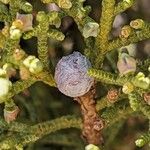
[74,85,104,145]
[107,88,119,103]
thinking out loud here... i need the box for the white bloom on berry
[55,52,94,97]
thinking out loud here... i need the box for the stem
[95,0,116,68]
[75,86,104,145]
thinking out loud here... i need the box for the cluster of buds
[58,0,72,9]
[16,13,33,32]
[130,19,145,30]
[135,138,145,147]
[42,0,72,9]
[117,52,136,76]
[10,20,22,40]
[132,72,150,89]
[119,25,132,38]
[0,67,12,103]
[23,55,43,74]
[83,22,99,38]
[9,13,33,40]
[122,82,134,94]
[120,19,145,39]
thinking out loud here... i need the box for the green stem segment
[95,0,115,67]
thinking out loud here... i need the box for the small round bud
[16,13,33,32]
[132,72,150,89]
[122,82,134,94]
[10,28,22,40]
[4,106,19,123]
[55,52,94,97]
[22,2,33,12]
[148,66,150,72]
[143,93,150,105]
[119,44,136,57]
[83,22,99,38]
[107,88,119,103]
[117,53,136,75]
[36,11,46,22]
[0,78,12,102]
[58,0,72,9]
[23,55,36,68]
[136,72,144,78]
[85,144,100,150]
[12,20,23,30]
[135,139,145,147]
[130,19,144,29]
[29,58,43,74]
[119,25,132,38]
[23,56,43,74]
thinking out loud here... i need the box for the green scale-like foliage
[0,0,149,149]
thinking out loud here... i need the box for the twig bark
[75,85,104,145]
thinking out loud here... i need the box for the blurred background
[0,0,150,149]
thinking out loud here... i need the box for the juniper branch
[108,22,150,51]
[95,0,115,67]
[114,0,136,15]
